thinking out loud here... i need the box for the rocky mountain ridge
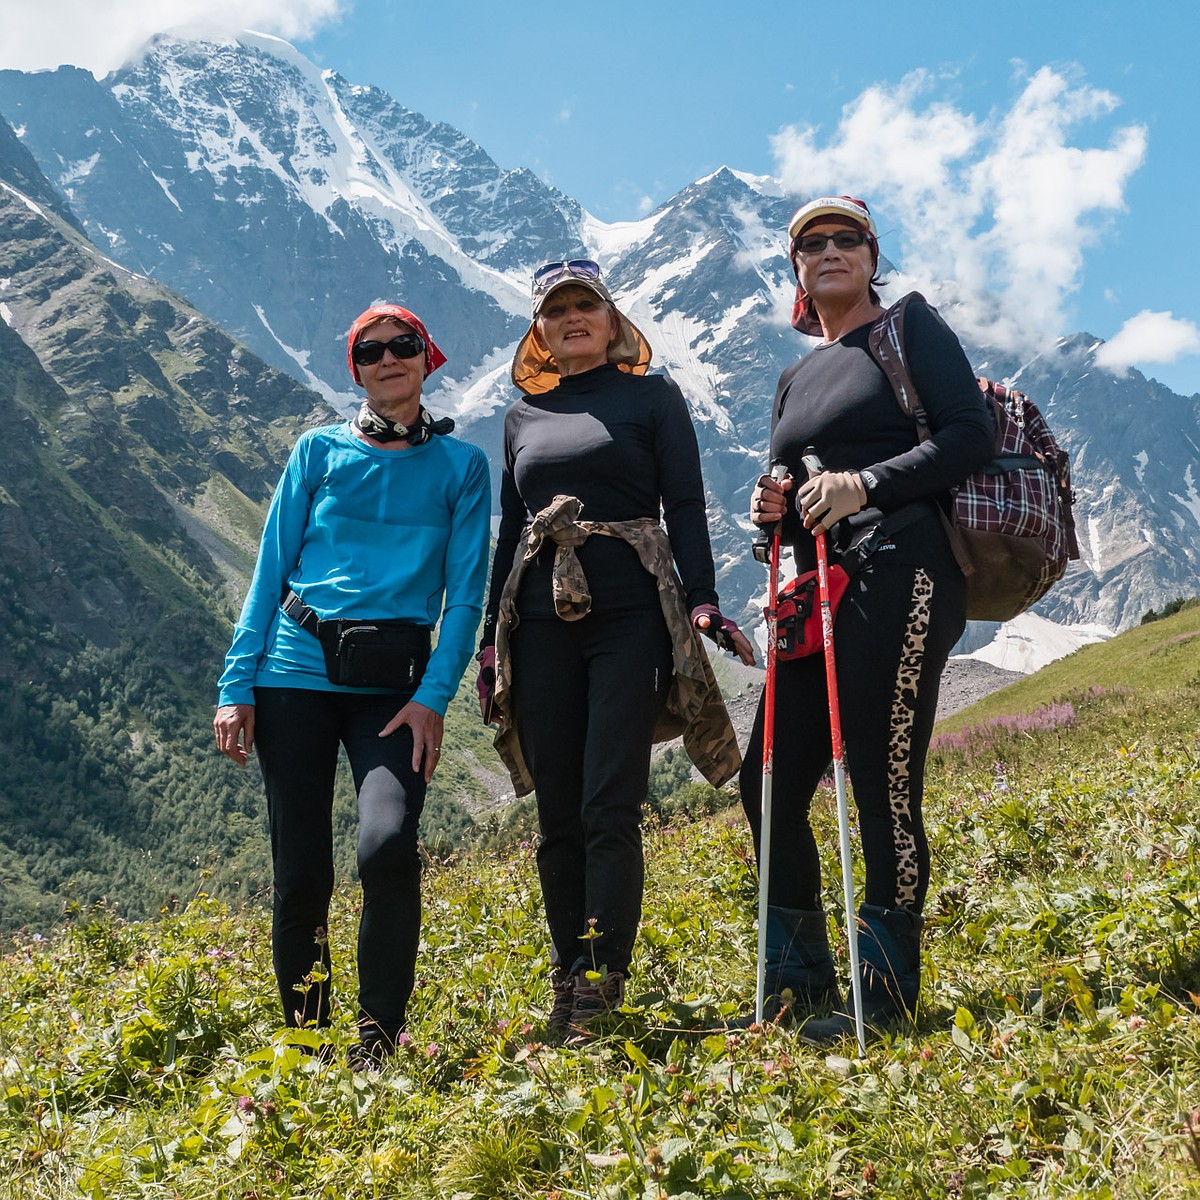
[1,35,1197,928]
[2,33,1197,634]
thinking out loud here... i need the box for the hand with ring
[750,472,792,527]
[379,700,445,782]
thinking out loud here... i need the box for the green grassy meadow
[2,604,1199,1198]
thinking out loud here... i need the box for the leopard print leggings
[740,557,965,914]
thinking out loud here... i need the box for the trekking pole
[802,450,867,1056]
[751,461,788,1025]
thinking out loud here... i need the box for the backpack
[867,293,1080,622]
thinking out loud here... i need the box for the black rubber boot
[800,903,923,1045]
[730,907,842,1028]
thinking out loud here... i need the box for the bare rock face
[2,35,1195,640]
[934,659,1024,722]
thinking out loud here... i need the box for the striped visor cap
[787,195,877,242]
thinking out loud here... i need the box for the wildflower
[425,1043,439,1058]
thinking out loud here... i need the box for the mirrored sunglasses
[532,259,602,289]
[793,230,870,256]
[351,332,426,366]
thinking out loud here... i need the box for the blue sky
[298,0,1200,393]
[2,0,1198,393]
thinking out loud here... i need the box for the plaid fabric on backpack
[868,293,1080,621]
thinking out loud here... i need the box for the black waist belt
[835,499,939,568]
[281,589,322,636]
[281,590,432,690]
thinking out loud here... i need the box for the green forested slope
[0,173,322,928]
[0,164,503,930]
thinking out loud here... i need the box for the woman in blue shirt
[214,304,490,1069]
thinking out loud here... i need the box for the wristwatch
[858,468,879,503]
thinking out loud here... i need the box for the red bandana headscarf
[346,304,447,384]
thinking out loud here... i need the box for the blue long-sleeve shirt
[217,422,491,715]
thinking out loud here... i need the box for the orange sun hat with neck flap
[510,259,652,395]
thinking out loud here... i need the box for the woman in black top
[479,260,754,1042]
[743,197,993,1040]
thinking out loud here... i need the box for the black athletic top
[771,296,994,573]
[483,363,719,640]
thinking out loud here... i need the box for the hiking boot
[801,904,924,1046]
[728,908,842,1030]
[346,1036,394,1073]
[565,970,626,1045]
[546,970,577,1042]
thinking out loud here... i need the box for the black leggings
[740,557,965,914]
[510,607,673,976]
[253,686,424,1040]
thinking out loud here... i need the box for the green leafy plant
[1,607,1199,1197]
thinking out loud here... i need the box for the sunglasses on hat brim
[532,259,602,289]
[351,332,426,367]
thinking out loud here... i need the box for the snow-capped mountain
[960,612,1112,674]
[1,32,1196,636]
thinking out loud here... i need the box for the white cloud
[0,0,343,76]
[1094,311,1200,373]
[770,67,1147,357]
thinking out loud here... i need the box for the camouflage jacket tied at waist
[492,494,742,797]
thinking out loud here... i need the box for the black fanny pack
[282,590,431,690]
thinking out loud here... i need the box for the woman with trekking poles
[740,196,993,1042]
[477,258,755,1043]
[213,303,491,1070]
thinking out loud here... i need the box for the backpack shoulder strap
[867,291,931,440]
[866,291,973,577]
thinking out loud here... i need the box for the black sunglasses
[793,229,871,256]
[351,332,426,366]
